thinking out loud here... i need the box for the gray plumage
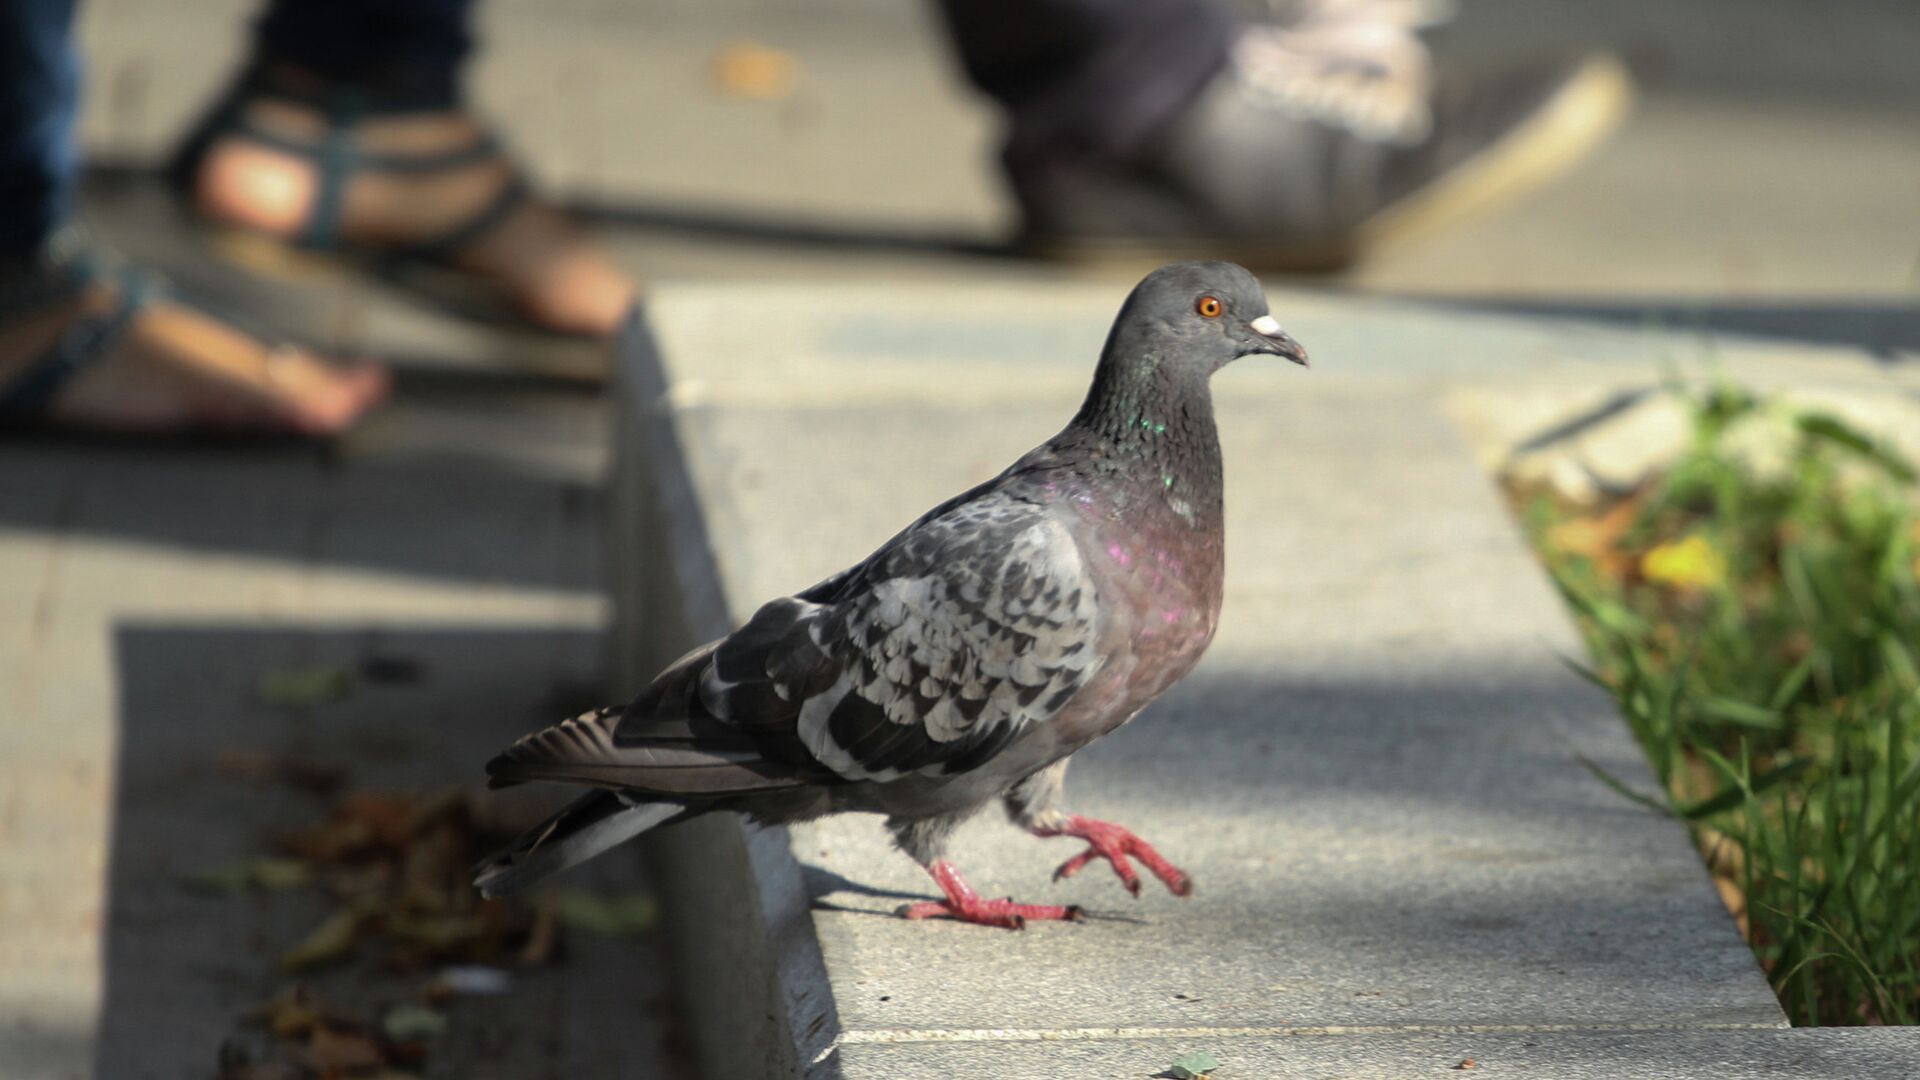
[476,262,1307,917]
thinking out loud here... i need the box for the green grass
[1511,384,1920,1025]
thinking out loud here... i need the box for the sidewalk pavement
[613,281,1920,1078]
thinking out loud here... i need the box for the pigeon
[475,261,1308,928]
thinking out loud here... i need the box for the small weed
[1513,384,1920,1025]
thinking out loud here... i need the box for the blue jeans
[0,0,1231,259]
[0,0,476,258]
[0,0,81,256]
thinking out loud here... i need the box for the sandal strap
[390,174,531,263]
[0,228,100,319]
[298,89,363,250]
[227,115,504,175]
[172,67,524,258]
[242,90,515,253]
[0,265,150,418]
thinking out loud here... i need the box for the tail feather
[473,790,687,899]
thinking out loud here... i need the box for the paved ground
[0,377,690,1078]
[619,282,1918,1078]
[0,0,1915,1076]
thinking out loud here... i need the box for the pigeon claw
[902,860,1085,930]
[1038,815,1193,899]
[896,898,1084,930]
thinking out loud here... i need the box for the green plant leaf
[1796,413,1917,482]
[1574,753,1674,816]
[257,665,356,707]
[1700,696,1786,729]
[1677,756,1811,821]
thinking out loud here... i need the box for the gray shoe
[1014,14,1634,270]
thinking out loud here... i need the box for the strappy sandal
[168,67,561,334]
[0,243,152,426]
[0,232,381,437]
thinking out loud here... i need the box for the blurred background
[78,0,1920,364]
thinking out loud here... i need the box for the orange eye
[1196,296,1223,318]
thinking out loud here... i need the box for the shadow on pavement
[0,375,606,592]
[1429,296,1920,363]
[91,622,680,1079]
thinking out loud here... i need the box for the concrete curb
[608,289,1920,1078]
[610,306,843,1077]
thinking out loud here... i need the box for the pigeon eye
[1196,296,1223,319]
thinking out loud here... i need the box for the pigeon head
[1104,261,1309,374]
[1071,262,1308,456]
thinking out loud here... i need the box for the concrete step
[608,281,1920,1076]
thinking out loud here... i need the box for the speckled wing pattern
[700,492,1105,783]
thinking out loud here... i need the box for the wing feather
[491,492,1104,792]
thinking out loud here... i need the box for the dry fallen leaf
[1545,496,1641,579]
[282,908,361,972]
[1455,1058,1478,1070]
[215,748,348,794]
[182,857,312,895]
[710,40,798,100]
[549,888,658,937]
[304,1026,385,1072]
[220,787,629,1077]
[246,986,332,1039]
[280,790,417,861]
[382,1003,447,1042]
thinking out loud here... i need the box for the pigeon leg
[897,860,1084,930]
[1034,815,1193,898]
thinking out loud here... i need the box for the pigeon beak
[1245,315,1309,367]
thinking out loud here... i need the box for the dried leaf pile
[198,777,657,1078]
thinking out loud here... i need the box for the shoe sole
[1350,51,1635,259]
[1026,52,1635,273]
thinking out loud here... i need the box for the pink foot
[1034,815,1193,898]
[897,861,1084,930]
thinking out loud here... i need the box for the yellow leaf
[711,41,798,101]
[1641,534,1726,590]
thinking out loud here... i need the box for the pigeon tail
[473,790,688,899]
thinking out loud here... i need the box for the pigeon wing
[701,493,1106,782]
[490,492,1104,792]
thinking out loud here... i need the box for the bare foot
[189,98,634,337]
[0,282,387,436]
